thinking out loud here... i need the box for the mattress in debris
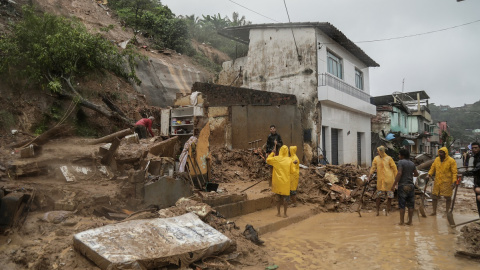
[73,212,233,269]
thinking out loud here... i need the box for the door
[357,132,362,165]
[160,109,170,136]
[331,129,339,165]
[322,126,326,156]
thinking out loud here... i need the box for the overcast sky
[163,0,480,107]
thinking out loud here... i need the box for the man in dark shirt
[392,149,419,225]
[266,125,283,155]
[465,142,480,217]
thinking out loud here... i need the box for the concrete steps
[231,203,319,235]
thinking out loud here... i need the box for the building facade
[218,22,378,165]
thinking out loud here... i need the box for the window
[327,51,343,79]
[355,68,363,90]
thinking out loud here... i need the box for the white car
[453,153,462,159]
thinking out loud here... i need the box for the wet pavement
[261,211,479,270]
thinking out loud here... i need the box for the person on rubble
[267,145,291,218]
[428,147,458,216]
[391,149,419,225]
[368,146,398,216]
[266,125,283,155]
[134,116,155,139]
[464,142,480,217]
[289,146,300,207]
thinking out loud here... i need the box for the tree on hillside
[0,6,141,126]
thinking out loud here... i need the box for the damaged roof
[218,22,379,67]
[371,90,430,105]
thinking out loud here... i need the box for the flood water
[261,211,479,270]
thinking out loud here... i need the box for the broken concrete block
[54,200,76,211]
[144,176,192,209]
[124,133,139,144]
[19,144,35,158]
[74,213,233,269]
[60,166,75,182]
[325,173,339,184]
[99,143,112,157]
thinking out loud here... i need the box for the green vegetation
[0,110,16,131]
[0,6,140,125]
[430,100,480,144]
[107,0,249,69]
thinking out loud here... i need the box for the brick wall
[191,82,297,106]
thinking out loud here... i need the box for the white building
[219,22,378,166]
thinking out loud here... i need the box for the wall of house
[321,103,372,166]
[217,57,247,87]
[390,107,409,134]
[407,115,419,134]
[317,30,370,94]
[371,110,392,135]
[242,27,319,162]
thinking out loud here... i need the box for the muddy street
[260,211,479,270]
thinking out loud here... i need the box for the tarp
[73,213,232,270]
[403,139,415,145]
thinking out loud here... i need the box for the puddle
[261,211,479,269]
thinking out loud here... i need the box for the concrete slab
[232,203,319,235]
[144,176,192,208]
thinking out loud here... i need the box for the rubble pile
[211,147,270,183]
[297,164,376,211]
[459,222,480,255]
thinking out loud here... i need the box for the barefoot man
[267,145,291,218]
[392,149,419,225]
[428,147,457,216]
[368,146,397,216]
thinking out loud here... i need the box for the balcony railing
[319,73,371,102]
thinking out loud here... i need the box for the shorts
[373,190,394,199]
[275,194,290,202]
[398,184,415,209]
[290,190,297,196]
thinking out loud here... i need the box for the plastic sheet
[74,213,232,269]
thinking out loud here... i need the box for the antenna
[402,78,405,93]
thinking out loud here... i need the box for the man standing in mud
[428,147,457,216]
[266,125,283,155]
[464,142,480,217]
[392,149,419,225]
[267,145,291,218]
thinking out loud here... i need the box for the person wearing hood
[368,146,398,216]
[267,145,291,218]
[428,146,458,216]
[289,146,300,207]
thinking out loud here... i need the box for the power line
[227,0,480,44]
[353,19,480,43]
[283,0,301,62]
[227,0,280,23]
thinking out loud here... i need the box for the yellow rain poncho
[267,145,291,195]
[290,146,300,191]
[369,146,397,191]
[428,147,458,197]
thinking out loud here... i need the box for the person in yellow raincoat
[428,146,458,216]
[368,146,398,216]
[267,145,291,218]
[289,146,300,207]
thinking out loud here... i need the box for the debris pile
[296,164,376,212]
[211,147,270,183]
[458,222,480,258]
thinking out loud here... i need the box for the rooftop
[218,22,379,67]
